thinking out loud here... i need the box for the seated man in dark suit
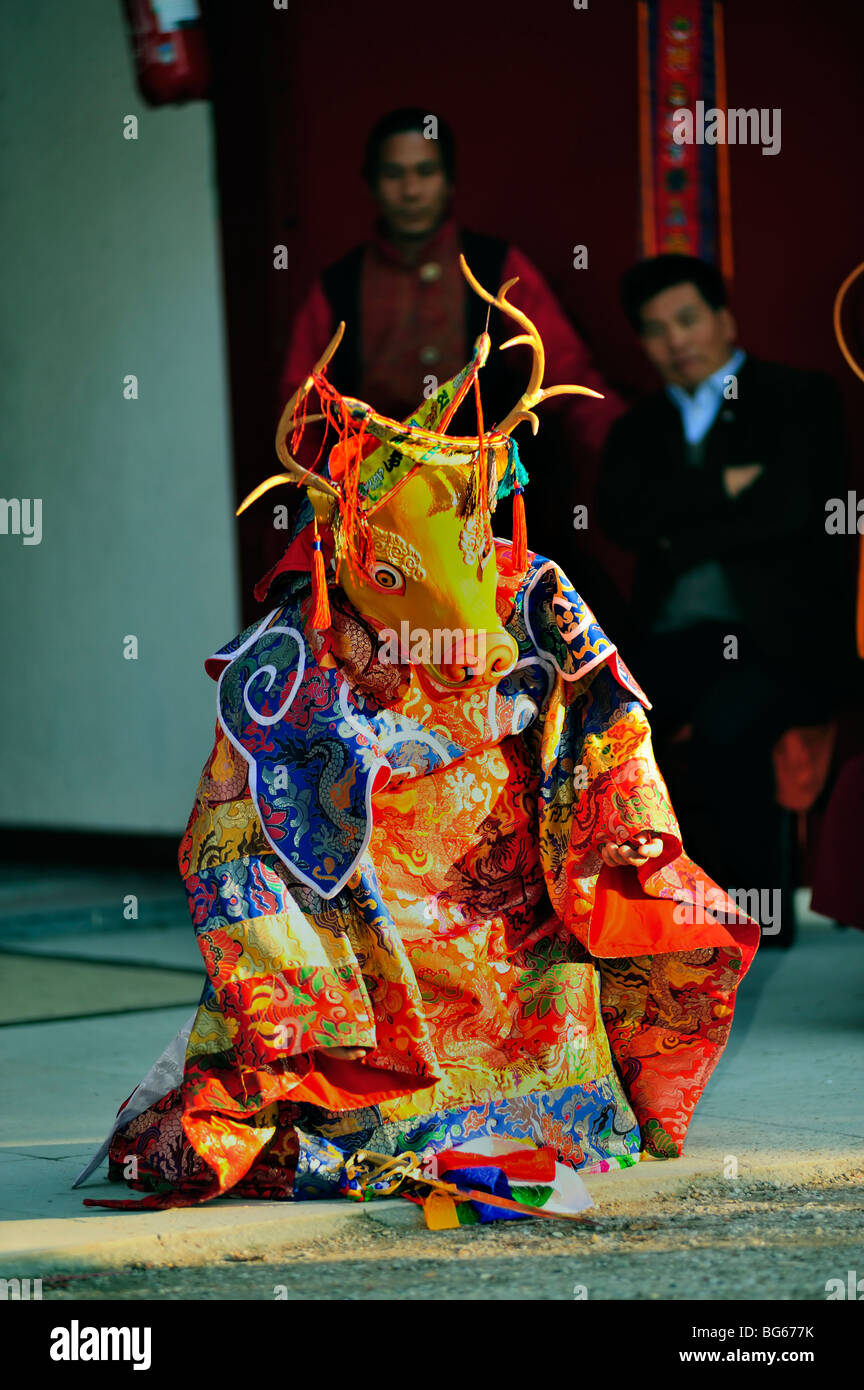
[597,254,851,911]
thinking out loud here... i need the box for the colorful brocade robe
[93,547,758,1208]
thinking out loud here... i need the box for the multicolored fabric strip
[638,0,733,274]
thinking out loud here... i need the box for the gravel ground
[40,1173,864,1301]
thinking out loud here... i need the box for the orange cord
[833,259,864,385]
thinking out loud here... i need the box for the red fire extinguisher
[123,0,211,105]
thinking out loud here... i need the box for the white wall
[0,1,241,833]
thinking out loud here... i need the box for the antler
[236,322,345,515]
[459,255,604,436]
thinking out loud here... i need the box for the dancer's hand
[599,834,664,868]
[320,1046,369,1061]
[723,463,763,498]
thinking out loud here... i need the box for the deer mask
[237,256,603,695]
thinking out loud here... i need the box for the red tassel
[512,484,528,572]
[310,531,331,630]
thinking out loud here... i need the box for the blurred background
[1,0,863,1015]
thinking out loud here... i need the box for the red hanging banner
[638,0,733,281]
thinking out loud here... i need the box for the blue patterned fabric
[292,1072,640,1199]
[202,553,649,902]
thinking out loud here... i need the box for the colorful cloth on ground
[92,549,758,1208]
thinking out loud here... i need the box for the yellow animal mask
[237,257,603,693]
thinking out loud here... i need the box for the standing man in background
[280,107,624,597]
